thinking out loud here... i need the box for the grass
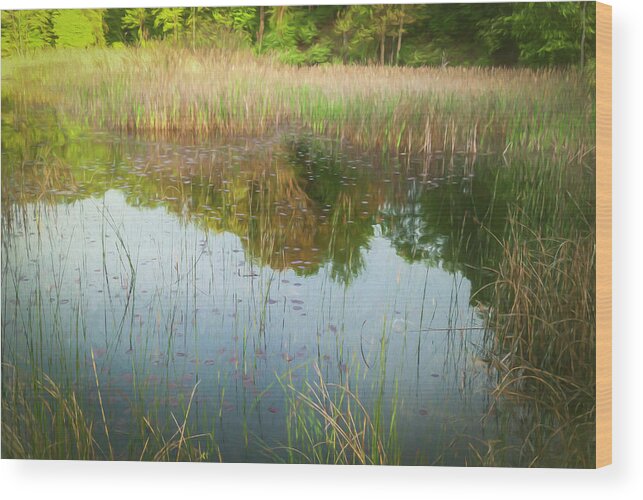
[1,364,98,460]
[1,362,217,462]
[474,155,596,467]
[2,360,400,464]
[2,45,594,159]
[271,362,400,465]
[484,218,596,467]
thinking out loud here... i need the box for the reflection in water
[2,111,504,290]
[2,111,523,465]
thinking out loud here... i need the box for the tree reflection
[2,109,512,297]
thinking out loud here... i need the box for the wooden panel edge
[595,1,612,469]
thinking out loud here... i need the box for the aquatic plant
[2,46,594,160]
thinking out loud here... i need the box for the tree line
[1,3,595,68]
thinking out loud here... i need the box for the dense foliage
[1,3,595,68]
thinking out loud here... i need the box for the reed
[1,364,99,460]
[479,157,596,467]
[2,45,594,160]
[270,363,400,465]
[1,362,214,461]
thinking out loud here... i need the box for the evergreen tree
[211,6,256,40]
[484,2,595,66]
[0,3,596,69]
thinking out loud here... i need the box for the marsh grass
[269,363,400,465]
[482,222,595,467]
[475,158,596,467]
[1,362,215,461]
[3,46,594,159]
[1,364,99,460]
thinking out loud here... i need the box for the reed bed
[1,365,99,460]
[3,45,594,159]
[484,225,595,466]
[479,156,596,467]
[2,362,401,463]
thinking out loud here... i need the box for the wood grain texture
[596,1,612,469]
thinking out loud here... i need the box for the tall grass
[271,364,400,465]
[2,46,594,159]
[478,157,596,467]
[1,364,98,460]
[483,223,595,467]
[1,363,214,461]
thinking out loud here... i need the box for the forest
[2,3,595,68]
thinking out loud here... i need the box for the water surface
[2,120,520,464]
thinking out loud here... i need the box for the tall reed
[480,157,596,467]
[272,364,400,465]
[2,46,594,160]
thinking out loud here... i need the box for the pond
[2,116,529,465]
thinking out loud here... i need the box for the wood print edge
[596,0,612,469]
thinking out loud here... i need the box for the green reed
[269,361,400,465]
[2,46,593,160]
[471,155,596,468]
[1,362,215,461]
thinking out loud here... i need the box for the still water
[2,123,517,464]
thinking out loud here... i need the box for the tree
[333,5,398,65]
[497,2,595,67]
[332,6,376,64]
[1,10,54,56]
[334,8,352,63]
[2,3,596,69]
[186,7,203,50]
[211,7,256,41]
[260,7,331,65]
[103,9,127,46]
[52,9,105,48]
[257,6,265,50]
[378,6,398,65]
[393,5,417,65]
[122,8,151,46]
[153,8,185,44]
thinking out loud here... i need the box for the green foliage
[52,9,105,48]
[335,6,380,64]
[483,2,596,67]
[153,8,185,43]
[122,8,152,46]
[211,6,256,39]
[261,7,332,65]
[1,10,53,56]
[1,4,597,69]
[103,9,127,46]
